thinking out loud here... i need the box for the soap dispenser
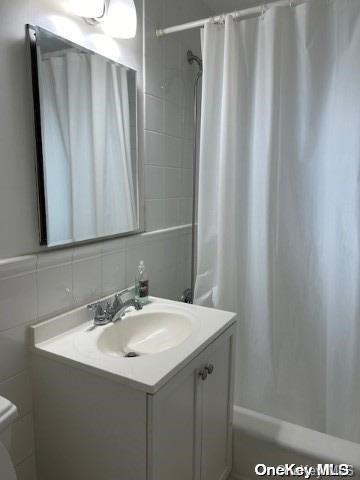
[135,260,149,304]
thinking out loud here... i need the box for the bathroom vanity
[31,296,236,480]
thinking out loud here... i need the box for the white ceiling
[202,0,274,15]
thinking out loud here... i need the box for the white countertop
[31,297,237,393]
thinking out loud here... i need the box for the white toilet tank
[0,395,18,480]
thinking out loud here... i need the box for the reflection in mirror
[28,25,140,247]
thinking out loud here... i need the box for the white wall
[0,0,211,260]
[0,0,142,259]
[0,0,212,479]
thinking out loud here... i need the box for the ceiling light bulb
[102,0,137,39]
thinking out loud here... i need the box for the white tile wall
[143,0,211,233]
[0,324,31,382]
[73,245,103,305]
[0,0,212,479]
[0,271,37,332]
[0,225,192,480]
[145,165,165,199]
[37,261,73,319]
[164,135,182,168]
[11,414,35,466]
[101,250,127,296]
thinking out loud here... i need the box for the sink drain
[124,351,139,358]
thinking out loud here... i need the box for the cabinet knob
[205,363,214,375]
[199,368,208,381]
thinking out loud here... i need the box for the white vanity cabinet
[148,326,235,480]
[31,298,236,480]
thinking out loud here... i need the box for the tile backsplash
[0,225,191,480]
[143,0,205,233]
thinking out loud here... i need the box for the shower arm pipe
[156,0,307,37]
[190,69,203,302]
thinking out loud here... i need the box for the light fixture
[69,0,106,19]
[83,0,137,39]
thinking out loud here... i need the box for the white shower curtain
[195,0,360,443]
[40,51,136,244]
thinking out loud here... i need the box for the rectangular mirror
[27,25,141,247]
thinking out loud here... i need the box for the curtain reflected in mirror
[28,26,139,246]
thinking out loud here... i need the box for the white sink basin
[98,307,193,356]
[32,296,236,392]
[73,302,196,359]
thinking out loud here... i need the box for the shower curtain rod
[156,0,308,37]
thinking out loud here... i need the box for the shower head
[187,50,203,71]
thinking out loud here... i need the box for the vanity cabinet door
[147,324,235,480]
[200,329,235,480]
[147,354,204,480]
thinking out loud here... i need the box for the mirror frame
[26,24,144,248]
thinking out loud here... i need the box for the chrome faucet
[87,289,143,326]
[112,296,143,323]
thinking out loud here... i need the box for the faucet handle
[87,301,111,326]
[94,303,111,326]
[87,301,105,317]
